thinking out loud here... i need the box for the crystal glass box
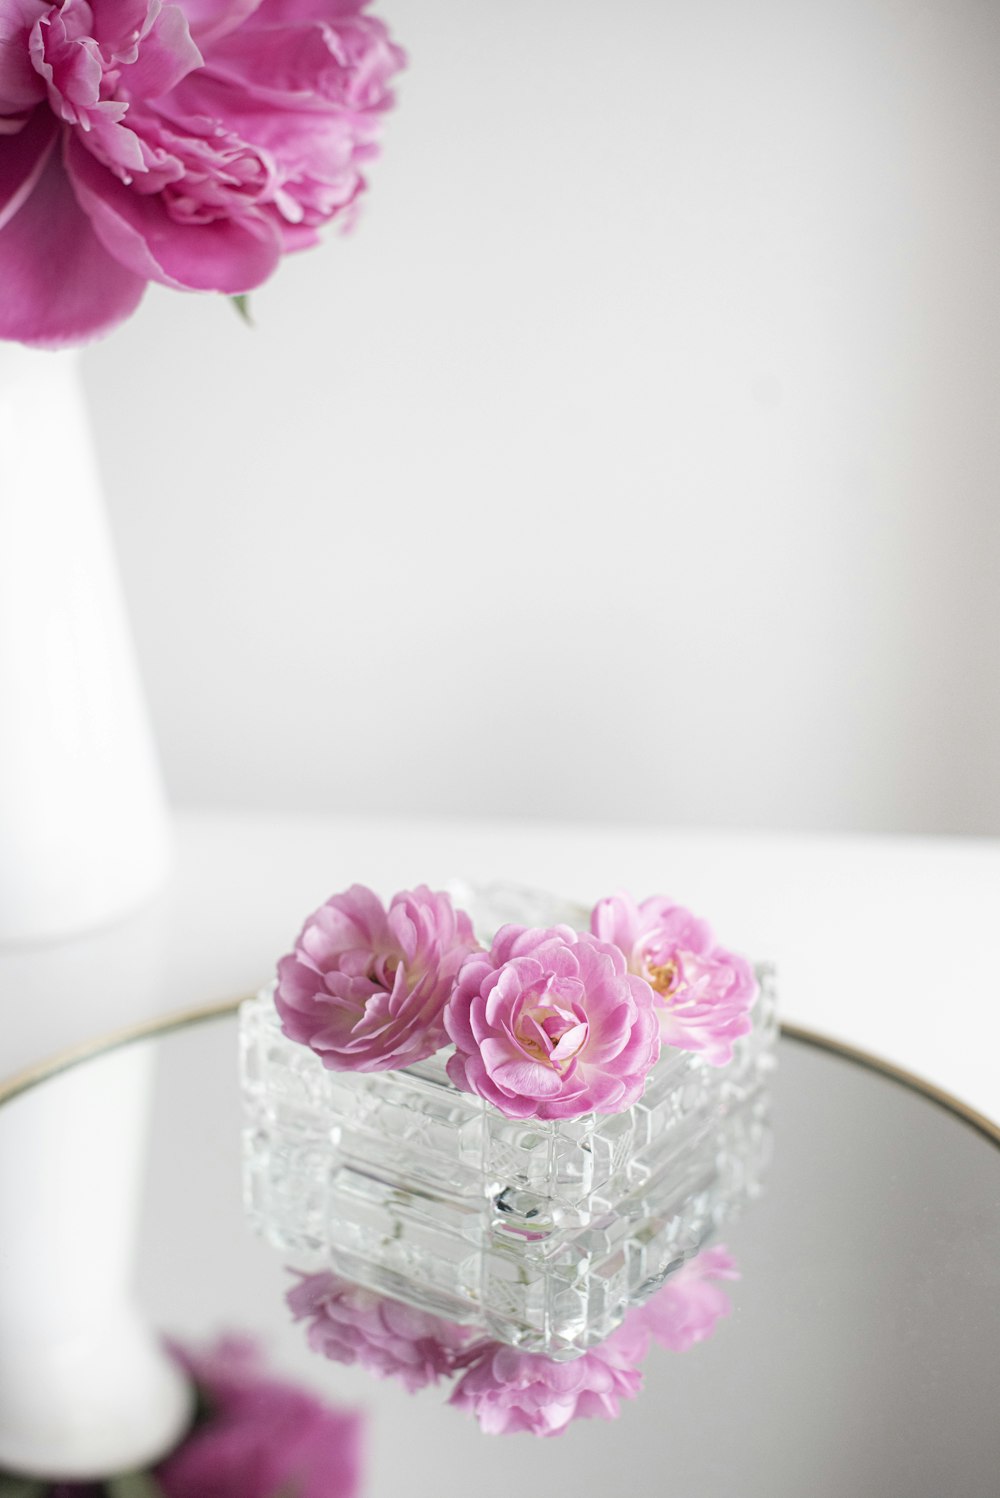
[241,885,777,1358]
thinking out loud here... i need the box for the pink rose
[287,1271,472,1392]
[591,893,757,1065]
[0,0,404,346]
[158,1335,363,1498]
[444,924,660,1121]
[626,1244,740,1353]
[275,883,480,1072]
[448,1322,645,1438]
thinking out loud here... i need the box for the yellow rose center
[645,959,679,998]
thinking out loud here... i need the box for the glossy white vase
[0,343,170,943]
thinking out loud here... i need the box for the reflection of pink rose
[591,894,757,1065]
[627,1244,740,1352]
[287,1271,472,1392]
[158,1336,362,1498]
[448,1320,646,1438]
[444,924,660,1121]
[0,0,404,346]
[276,884,479,1072]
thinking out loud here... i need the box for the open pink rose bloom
[591,893,758,1066]
[444,923,662,1121]
[275,883,480,1072]
[0,0,404,344]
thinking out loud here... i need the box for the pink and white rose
[444,924,660,1121]
[275,883,480,1072]
[0,0,404,345]
[591,893,757,1066]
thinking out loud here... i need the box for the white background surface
[81,0,1000,836]
[31,3,1000,1117]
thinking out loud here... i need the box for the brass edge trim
[0,996,245,1106]
[780,1020,1000,1149]
[1,1005,998,1151]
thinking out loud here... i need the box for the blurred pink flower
[444,924,660,1121]
[276,883,479,1072]
[157,1335,362,1498]
[627,1244,740,1353]
[448,1321,645,1438]
[591,893,757,1065]
[287,1270,473,1392]
[0,0,404,345]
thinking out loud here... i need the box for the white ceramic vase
[0,1045,194,1477]
[0,342,170,943]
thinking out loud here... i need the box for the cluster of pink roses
[288,1247,740,1438]
[275,883,757,1122]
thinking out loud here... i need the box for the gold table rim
[1,1000,998,1150]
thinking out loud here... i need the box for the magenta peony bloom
[157,1335,363,1498]
[448,1322,646,1438]
[444,924,660,1121]
[590,893,757,1066]
[626,1244,740,1353]
[287,1270,473,1392]
[0,0,404,345]
[275,883,480,1072]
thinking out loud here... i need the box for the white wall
[82,0,1000,834]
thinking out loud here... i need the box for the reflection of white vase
[0,343,170,943]
[0,1045,193,1477]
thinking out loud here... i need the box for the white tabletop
[3,810,999,1125]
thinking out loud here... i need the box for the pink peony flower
[448,1321,646,1438]
[444,924,660,1121]
[590,893,757,1066]
[0,0,404,345]
[157,1335,363,1498]
[275,883,480,1072]
[626,1244,740,1353]
[287,1271,473,1392]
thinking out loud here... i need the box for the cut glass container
[240,884,776,1358]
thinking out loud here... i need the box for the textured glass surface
[240,888,777,1357]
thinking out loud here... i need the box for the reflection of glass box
[240,887,777,1359]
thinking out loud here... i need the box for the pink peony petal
[117,5,203,99]
[177,0,265,47]
[0,0,47,113]
[0,137,145,344]
[0,104,54,230]
[65,130,282,291]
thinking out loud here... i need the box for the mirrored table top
[2,1014,999,1497]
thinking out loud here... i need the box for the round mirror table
[1,1012,997,1497]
